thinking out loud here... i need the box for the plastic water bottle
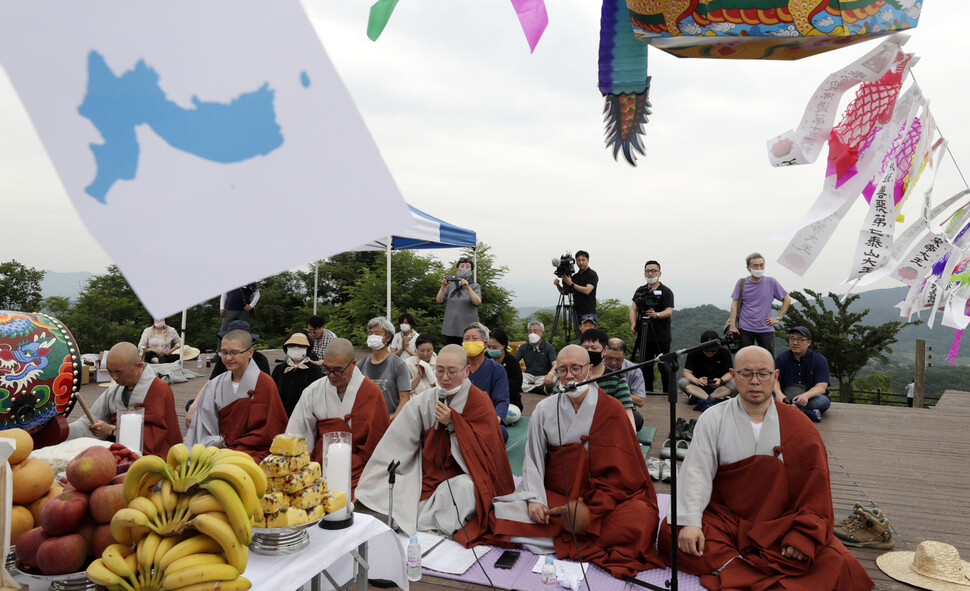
[541,555,556,587]
[407,535,422,581]
[196,355,203,369]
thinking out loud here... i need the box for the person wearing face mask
[580,329,638,431]
[406,333,438,394]
[629,260,675,393]
[436,257,482,346]
[270,331,324,417]
[358,316,412,416]
[514,321,558,394]
[462,323,510,442]
[356,345,515,542]
[486,327,522,410]
[492,345,664,578]
[285,338,389,492]
[138,318,183,364]
[727,252,791,356]
[389,312,418,360]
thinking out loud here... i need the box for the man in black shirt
[629,260,674,392]
[677,330,736,404]
[553,250,599,320]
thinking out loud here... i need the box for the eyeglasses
[434,365,467,377]
[788,337,809,343]
[556,363,590,377]
[736,370,774,381]
[323,360,354,377]
[644,269,661,275]
[219,348,252,358]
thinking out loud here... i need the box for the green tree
[248,271,313,349]
[0,260,45,311]
[63,265,149,353]
[778,289,914,403]
[41,295,72,319]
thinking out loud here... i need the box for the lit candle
[117,412,143,455]
[324,436,351,520]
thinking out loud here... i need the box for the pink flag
[511,0,548,53]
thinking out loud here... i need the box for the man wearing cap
[578,314,597,335]
[773,326,832,423]
[659,346,873,590]
[356,345,514,542]
[271,331,323,417]
[185,329,288,461]
[678,330,736,405]
[67,342,183,458]
[514,321,557,394]
[286,338,389,492]
[553,250,598,321]
[436,257,482,346]
[219,282,259,332]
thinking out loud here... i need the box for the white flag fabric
[0,1,412,317]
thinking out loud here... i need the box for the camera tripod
[633,316,671,393]
[550,289,581,345]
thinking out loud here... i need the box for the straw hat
[283,332,311,349]
[877,541,970,591]
[180,346,201,361]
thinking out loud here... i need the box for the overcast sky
[1,1,965,312]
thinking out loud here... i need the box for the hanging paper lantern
[0,311,81,435]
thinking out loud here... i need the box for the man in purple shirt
[727,253,790,356]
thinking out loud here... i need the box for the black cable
[433,406,497,591]
[554,388,593,591]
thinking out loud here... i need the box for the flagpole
[179,309,187,370]
[313,261,319,316]
[386,237,392,319]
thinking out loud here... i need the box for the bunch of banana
[86,534,252,591]
[163,443,268,495]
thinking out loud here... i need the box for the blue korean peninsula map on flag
[79,50,287,202]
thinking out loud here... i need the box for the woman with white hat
[271,331,323,416]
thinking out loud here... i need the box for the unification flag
[0,1,412,317]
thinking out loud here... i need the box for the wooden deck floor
[73,359,970,591]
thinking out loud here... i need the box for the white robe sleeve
[184,383,225,448]
[676,411,719,528]
[67,389,115,440]
[518,400,551,507]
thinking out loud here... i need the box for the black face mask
[587,350,603,366]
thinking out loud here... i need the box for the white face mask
[749,269,765,278]
[366,334,386,350]
[528,333,541,345]
[563,382,590,399]
[286,347,307,361]
[438,383,462,399]
[400,323,411,332]
[154,321,165,328]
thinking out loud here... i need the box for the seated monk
[355,344,514,544]
[659,346,873,591]
[67,342,182,458]
[492,345,664,578]
[185,329,287,462]
[285,338,389,494]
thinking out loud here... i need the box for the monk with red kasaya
[355,344,514,544]
[491,345,664,578]
[185,329,287,462]
[659,345,873,591]
[285,338,389,495]
[67,341,182,458]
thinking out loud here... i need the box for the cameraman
[553,250,598,320]
[629,260,674,392]
[436,257,482,345]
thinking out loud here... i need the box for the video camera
[634,290,662,311]
[551,252,576,278]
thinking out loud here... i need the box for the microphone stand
[571,336,730,591]
[386,460,400,532]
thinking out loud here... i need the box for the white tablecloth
[13,514,406,591]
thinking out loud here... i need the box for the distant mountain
[41,271,93,301]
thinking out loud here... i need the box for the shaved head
[223,330,252,350]
[734,345,774,371]
[106,342,143,388]
[438,344,467,366]
[108,342,140,366]
[557,344,590,365]
[324,338,355,364]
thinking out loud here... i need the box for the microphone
[438,387,448,403]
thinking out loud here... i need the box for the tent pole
[179,309,187,370]
[386,237,392,319]
[313,261,319,316]
[473,245,478,284]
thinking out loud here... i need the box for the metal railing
[828,388,941,407]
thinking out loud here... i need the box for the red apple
[76,521,96,557]
[109,473,126,485]
[89,484,126,524]
[39,491,89,536]
[66,446,117,492]
[91,524,115,557]
[36,534,87,575]
[15,527,48,569]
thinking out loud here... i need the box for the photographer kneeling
[436,257,482,346]
[629,260,674,393]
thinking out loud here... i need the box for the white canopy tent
[313,205,477,319]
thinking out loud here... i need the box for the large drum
[0,311,81,436]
